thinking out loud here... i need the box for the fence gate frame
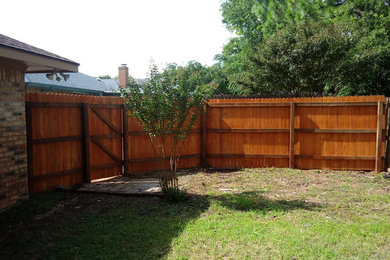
[84,103,127,182]
[26,101,128,193]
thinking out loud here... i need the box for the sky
[1,0,233,79]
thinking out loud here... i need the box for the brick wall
[0,59,28,210]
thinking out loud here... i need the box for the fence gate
[85,103,125,181]
[26,97,127,194]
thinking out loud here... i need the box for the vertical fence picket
[201,104,208,168]
[385,98,390,170]
[123,105,129,175]
[289,102,295,168]
[81,103,91,183]
[26,102,34,194]
[375,101,384,173]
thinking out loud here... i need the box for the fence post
[289,102,295,168]
[201,103,208,168]
[81,103,91,183]
[26,102,34,194]
[122,105,129,175]
[385,99,390,170]
[375,101,383,173]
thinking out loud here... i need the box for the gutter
[25,82,104,96]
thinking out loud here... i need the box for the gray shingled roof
[99,78,120,92]
[25,73,147,94]
[25,72,113,94]
[0,34,79,65]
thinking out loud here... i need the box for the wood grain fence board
[91,134,121,139]
[208,103,291,107]
[91,137,122,163]
[32,135,82,144]
[128,129,201,135]
[32,168,82,181]
[128,154,200,163]
[295,155,380,160]
[208,102,378,107]
[28,102,80,108]
[90,104,123,109]
[208,154,289,159]
[297,102,377,107]
[91,107,122,135]
[208,129,290,133]
[295,129,378,134]
[91,163,122,171]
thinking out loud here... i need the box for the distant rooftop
[25,72,116,95]
[98,78,120,92]
[25,73,147,95]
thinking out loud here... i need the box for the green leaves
[122,64,212,190]
[121,63,211,141]
[219,0,390,97]
[245,21,357,96]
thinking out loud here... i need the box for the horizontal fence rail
[25,93,388,193]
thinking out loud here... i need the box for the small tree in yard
[121,65,211,195]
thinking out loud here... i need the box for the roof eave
[0,45,79,73]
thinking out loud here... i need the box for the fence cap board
[208,95,385,104]
[26,92,123,104]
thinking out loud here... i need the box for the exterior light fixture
[45,70,70,81]
[46,72,55,80]
[60,72,70,81]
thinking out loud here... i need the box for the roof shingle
[0,34,79,65]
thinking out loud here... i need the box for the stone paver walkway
[75,176,162,196]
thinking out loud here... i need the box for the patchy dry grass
[1,168,389,259]
[172,168,390,259]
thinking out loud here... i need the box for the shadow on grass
[0,190,322,260]
[127,167,241,179]
[213,191,320,213]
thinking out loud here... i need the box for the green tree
[161,61,212,92]
[219,0,334,94]
[221,0,262,44]
[121,65,211,193]
[221,0,333,43]
[241,20,357,96]
[98,75,112,79]
[335,24,390,96]
[330,0,390,95]
[219,0,390,96]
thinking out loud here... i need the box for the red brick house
[0,34,79,210]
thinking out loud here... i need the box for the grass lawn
[1,168,389,259]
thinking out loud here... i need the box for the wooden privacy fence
[26,94,124,193]
[25,93,200,193]
[25,93,388,193]
[206,96,387,172]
